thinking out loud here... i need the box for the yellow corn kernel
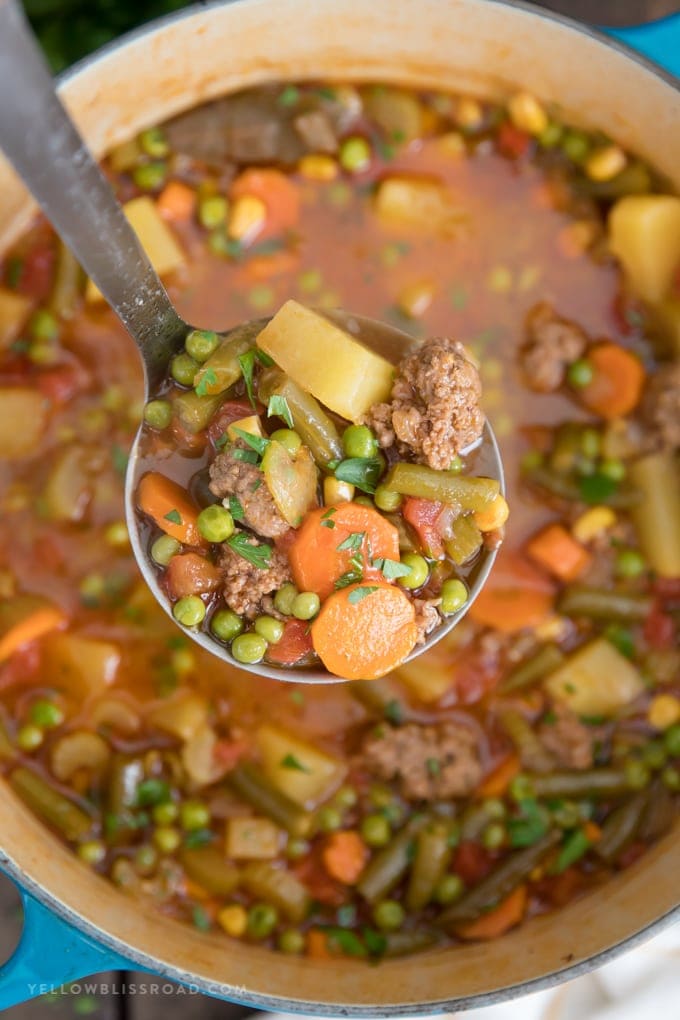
[572,506,617,544]
[217,904,248,938]
[228,195,267,241]
[438,131,466,157]
[534,615,571,643]
[324,477,354,504]
[397,280,435,318]
[473,493,509,532]
[298,154,339,182]
[455,97,484,129]
[648,695,680,731]
[487,266,513,294]
[585,145,627,182]
[507,92,548,136]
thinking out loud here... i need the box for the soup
[0,81,678,959]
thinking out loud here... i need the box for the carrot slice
[266,619,314,666]
[306,929,331,959]
[476,753,521,799]
[526,523,592,582]
[230,169,300,239]
[322,831,369,885]
[456,884,528,941]
[137,472,204,546]
[289,503,400,600]
[241,250,300,281]
[0,595,66,664]
[311,581,417,681]
[579,342,645,420]
[156,181,196,222]
[164,553,222,598]
[469,550,555,633]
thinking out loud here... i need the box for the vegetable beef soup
[0,82,678,959]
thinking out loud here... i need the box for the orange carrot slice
[322,831,369,885]
[579,342,645,420]
[476,753,521,799]
[156,181,196,222]
[469,550,555,633]
[137,472,204,547]
[456,884,528,941]
[0,595,66,664]
[527,523,592,582]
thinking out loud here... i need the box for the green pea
[624,758,651,790]
[29,699,64,729]
[360,813,391,847]
[139,127,169,158]
[663,724,680,757]
[170,352,200,387]
[661,766,680,791]
[538,121,563,148]
[285,838,310,860]
[278,928,305,954]
[509,774,536,802]
[434,873,464,905]
[398,553,429,590]
[152,802,179,825]
[134,844,159,876]
[30,309,59,342]
[185,328,220,363]
[342,424,378,459]
[317,806,343,832]
[440,578,468,615]
[143,399,173,430]
[255,615,285,644]
[551,800,582,829]
[247,903,278,939]
[132,161,167,191]
[373,899,404,932]
[642,740,668,771]
[153,826,181,853]
[173,595,206,627]
[28,341,58,366]
[562,129,591,163]
[274,582,298,616]
[353,496,374,508]
[197,505,234,543]
[334,785,358,810]
[151,534,181,566]
[615,548,645,579]
[271,429,302,456]
[180,800,211,831]
[231,633,267,664]
[78,840,107,866]
[482,798,506,820]
[600,458,626,482]
[211,609,243,642]
[482,822,506,850]
[339,136,372,173]
[248,285,275,311]
[374,485,402,512]
[567,359,593,388]
[292,592,320,621]
[198,196,228,230]
[17,724,43,752]
[448,455,463,474]
[580,428,601,460]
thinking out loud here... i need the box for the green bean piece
[228,762,314,838]
[557,586,653,623]
[629,451,680,579]
[240,861,311,922]
[438,830,560,928]
[576,161,651,199]
[179,846,241,896]
[106,754,145,845]
[172,390,224,434]
[49,240,83,318]
[193,323,261,396]
[445,515,483,565]
[357,814,430,903]
[638,781,675,842]
[460,802,499,842]
[382,929,440,957]
[384,463,499,510]
[406,820,452,910]
[10,767,92,842]
[549,423,585,474]
[351,678,411,722]
[258,369,343,466]
[530,768,632,800]
[525,465,641,508]
[500,644,565,694]
[594,792,648,864]
[498,709,555,774]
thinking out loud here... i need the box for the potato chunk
[374,175,464,235]
[608,195,680,303]
[0,388,47,460]
[255,723,347,808]
[256,301,393,422]
[225,817,282,860]
[261,440,318,527]
[544,638,644,718]
[0,288,32,351]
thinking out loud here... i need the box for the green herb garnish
[226,533,272,569]
[334,569,364,590]
[232,426,270,457]
[164,508,182,525]
[135,778,170,807]
[238,348,274,407]
[579,472,618,504]
[267,394,294,429]
[278,84,300,107]
[335,457,384,494]
[325,928,367,958]
[229,496,245,521]
[347,585,379,605]
[232,448,260,464]
[373,557,411,580]
[384,699,404,725]
[336,531,365,552]
[195,367,217,397]
[281,753,310,772]
[507,799,549,848]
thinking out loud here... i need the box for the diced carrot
[476,753,521,798]
[0,595,65,664]
[526,523,592,583]
[241,250,300,281]
[578,342,645,420]
[311,582,418,681]
[289,503,400,600]
[164,553,222,599]
[231,169,300,240]
[473,493,510,533]
[402,497,445,557]
[293,852,348,906]
[469,550,555,633]
[306,929,331,959]
[456,884,528,941]
[137,472,204,547]
[156,181,196,222]
[266,619,314,666]
[584,821,602,843]
[322,831,369,885]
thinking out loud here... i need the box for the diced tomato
[533,866,584,908]
[453,840,495,885]
[644,603,675,650]
[32,536,65,572]
[452,654,500,705]
[292,850,348,906]
[402,497,446,558]
[654,577,680,609]
[213,737,247,771]
[16,242,55,301]
[206,400,263,447]
[163,553,222,598]
[37,359,91,404]
[497,122,531,159]
[266,619,313,666]
[0,641,42,692]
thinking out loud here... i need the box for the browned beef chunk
[209,449,290,539]
[520,302,588,392]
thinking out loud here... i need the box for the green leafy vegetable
[280,753,310,772]
[507,799,550,848]
[238,348,274,407]
[373,557,411,580]
[335,457,384,495]
[278,84,300,107]
[267,394,294,429]
[229,496,245,521]
[579,473,618,504]
[552,828,591,874]
[348,586,379,605]
[232,448,259,465]
[336,532,365,552]
[232,427,270,457]
[326,927,367,957]
[334,569,364,590]
[226,533,272,570]
[195,367,218,397]
[164,508,182,525]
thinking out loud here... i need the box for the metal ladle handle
[0,0,184,384]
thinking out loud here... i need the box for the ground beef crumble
[413,597,441,645]
[365,337,484,470]
[520,302,588,392]
[640,361,680,453]
[217,531,292,619]
[359,721,483,800]
[538,702,594,770]
[209,447,290,539]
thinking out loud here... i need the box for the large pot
[0,0,679,1012]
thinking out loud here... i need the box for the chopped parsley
[231,426,270,457]
[507,799,550,848]
[110,444,129,476]
[278,84,300,107]
[336,531,365,552]
[228,496,245,521]
[267,394,294,429]
[163,508,182,525]
[347,585,379,605]
[334,569,364,590]
[334,456,384,494]
[426,757,441,777]
[251,478,262,492]
[238,348,274,406]
[184,828,214,849]
[579,472,618,504]
[226,533,272,569]
[321,519,336,529]
[325,928,367,958]
[373,557,411,580]
[552,828,591,874]
[194,367,217,397]
[280,753,310,772]
[192,904,212,932]
[384,699,404,725]
[232,448,260,465]
[321,507,337,519]
[135,778,170,807]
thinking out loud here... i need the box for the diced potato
[147,691,209,741]
[364,88,424,143]
[255,723,347,808]
[225,816,283,859]
[227,415,264,442]
[629,450,680,579]
[181,724,225,786]
[544,638,644,717]
[86,196,185,302]
[0,288,32,350]
[44,633,120,697]
[261,440,318,527]
[394,640,454,702]
[608,195,680,303]
[374,175,464,236]
[43,445,93,522]
[50,731,111,781]
[256,301,393,422]
[0,388,47,460]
